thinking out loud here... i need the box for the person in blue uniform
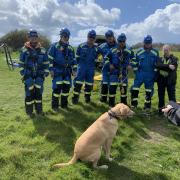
[115,33,134,105]
[72,30,101,104]
[100,40,121,107]
[48,28,76,110]
[99,30,117,104]
[131,35,159,109]
[19,29,49,116]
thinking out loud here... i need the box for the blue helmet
[117,33,126,42]
[88,30,96,39]
[144,35,152,44]
[60,28,70,38]
[105,30,114,38]
[28,29,38,38]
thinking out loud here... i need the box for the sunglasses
[62,35,69,39]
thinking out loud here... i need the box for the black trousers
[25,87,42,114]
[52,83,70,109]
[157,80,176,109]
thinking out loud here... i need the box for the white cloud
[0,1,180,45]
[0,0,120,41]
[169,0,180,2]
[72,3,180,45]
[125,3,180,44]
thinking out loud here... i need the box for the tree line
[0,29,50,51]
[0,29,180,51]
[132,42,180,51]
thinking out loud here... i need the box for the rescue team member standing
[48,28,77,110]
[19,30,49,116]
[101,39,120,107]
[131,35,159,109]
[115,33,134,105]
[72,30,102,104]
[100,30,117,104]
[156,45,178,114]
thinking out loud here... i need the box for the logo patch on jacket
[60,46,64,51]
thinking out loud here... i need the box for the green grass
[0,52,180,180]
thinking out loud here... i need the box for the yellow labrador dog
[53,103,134,169]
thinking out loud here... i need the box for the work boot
[25,96,34,117]
[61,96,68,108]
[143,102,151,110]
[35,103,44,115]
[25,104,34,117]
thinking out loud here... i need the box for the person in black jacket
[162,101,180,126]
[156,45,178,114]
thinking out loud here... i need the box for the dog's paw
[108,157,113,162]
[52,164,57,168]
[99,165,108,169]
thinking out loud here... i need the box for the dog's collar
[108,110,119,120]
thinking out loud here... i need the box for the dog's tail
[53,154,77,168]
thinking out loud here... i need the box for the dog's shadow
[96,160,169,180]
[78,158,169,180]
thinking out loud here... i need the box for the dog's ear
[120,106,129,116]
[116,104,135,118]
[111,106,119,113]
[111,104,127,118]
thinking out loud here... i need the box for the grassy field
[0,52,180,180]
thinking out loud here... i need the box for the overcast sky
[0,0,180,45]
